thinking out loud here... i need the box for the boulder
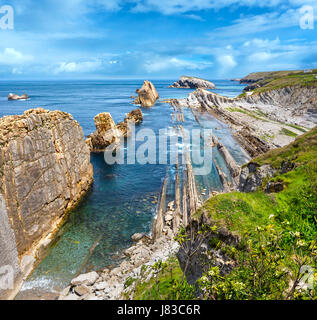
[87,112,121,152]
[265,180,284,193]
[169,76,216,89]
[71,271,99,286]
[74,284,92,296]
[133,81,159,107]
[8,93,29,100]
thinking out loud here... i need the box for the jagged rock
[239,162,275,192]
[117,109,143,137]
[71,271,99,286]
[170,76,216,89]
[87,112,121,152]
[8,93,29,100]
[0,108,93,300]
[133,81,159,107]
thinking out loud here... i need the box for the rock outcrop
[133,81,159,107]
[86,113,121,153]
[8,93,29,101]
[117,108,143,137]
[87,109,143,152]
[0,108,93,300]
[170,76,216,89]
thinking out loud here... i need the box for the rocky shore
[177,86,316,157]
[0,108,93,300]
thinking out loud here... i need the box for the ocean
[0,79,247,299]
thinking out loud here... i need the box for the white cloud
[55,60,102,73]
[217,55,237,69]
[144,57,212,72]
[0,48,33,65]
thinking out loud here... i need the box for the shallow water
[0,79,247,298]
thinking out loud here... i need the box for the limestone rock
[74,284,92,296]
[8,93,29,100]
[170,76,216,89]
[0,108,93,300]
[133,81,159,107]
[117,109,143,137]
[71,271,99,286]
[87,112,121,152]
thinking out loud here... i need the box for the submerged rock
[0,108,93,300]
[133,80,159,107]
[170,76,216,89]
[8,93,29,100]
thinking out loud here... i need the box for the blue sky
[0,0,316,79]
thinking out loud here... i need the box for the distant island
[169,76,216,89]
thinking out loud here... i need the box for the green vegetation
[134,128,317,300]
[242,69,317,95]
[280,128,298,138]
[133,258,196,300]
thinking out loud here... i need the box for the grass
[280,128,298,138]
[243,70,317,95]
[252,126,317,168]
[133,257,187,300]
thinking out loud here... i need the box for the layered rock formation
[170,76,216,89]
[8,93,29,101]
[87,109,143,152]
[0,108,93,299]
[117,108,143,137]
[133,81,159,107]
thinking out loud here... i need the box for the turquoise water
[0,80,247,297]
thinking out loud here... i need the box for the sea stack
[0,108,93,300]
[133,80,159,107]
[86,112,121,153]
[169,76,216,89]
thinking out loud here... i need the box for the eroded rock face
[170,76,216,89]
[133,81,159,107]
[86,112,121,153]
[0,108,93,299]
[8,93,29,100]
[117,108,143,137]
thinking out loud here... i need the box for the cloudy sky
[0,0,316,79]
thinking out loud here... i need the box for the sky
[0,0,316,79]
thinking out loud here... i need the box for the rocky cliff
[170,76,216,89]
[0,108,93,299]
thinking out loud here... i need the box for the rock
[265,180,284,193]
[131,233,146,242]
[94,281,108,291]
[8,93,29,100]
[117,109,143,137]
[165,214,173,222]
[74,284,92,296]
[239,162,275,192]
[87,112,121,152]
[71,271,99,286]
[0,108,93,300]
[133,80,159,107]
[169,76,216,89]
[58,286,71,300]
